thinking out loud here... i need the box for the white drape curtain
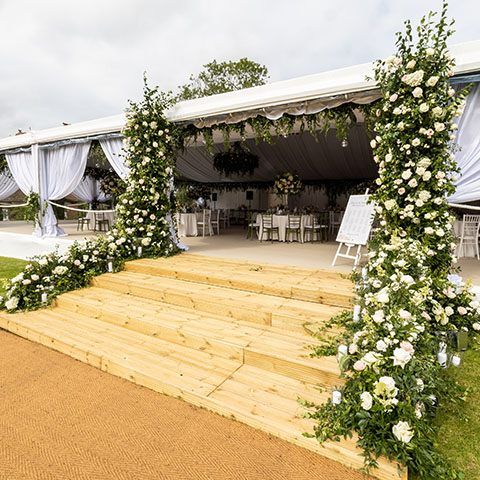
[99,137,129,179]
[6,150,37,194]
[449,83,480,203]
[41,142,91,236]
[0,172,19,200]
[71,175,109,203]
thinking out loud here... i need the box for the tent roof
[1,40,480,152]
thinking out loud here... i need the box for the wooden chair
[303,213,328,242]
[259,214,279,242]
[77,215,90,231]
[196,209,212,237]
[219,209,230,229]
[211,210,220,235]
[329,210,344,238]
[94,212,110,232]
[246,211,260,240]
[286,215,302,242]
[458,214,480,259]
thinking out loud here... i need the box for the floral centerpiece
[308,4,480,479]
[273,172,303,207]
[273,172,303,195]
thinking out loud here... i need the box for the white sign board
[336,194,375,246]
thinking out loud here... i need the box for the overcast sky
[0,0,478,137]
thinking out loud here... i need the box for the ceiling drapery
[176,125,377,183]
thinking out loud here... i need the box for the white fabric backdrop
[71,175,109,203]
[0,172,18,200]
[6,150,37,194]
[41,142,91,236]
[449,83,480,203]
[99,137,129,179]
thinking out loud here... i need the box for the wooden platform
[0,254,406,480]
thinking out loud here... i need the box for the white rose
[425,227,434,234]
[401,275,414,285]
[457,306,467,315]
[432,106,443,117]
[31,274,39,281]
[412,87,423,98]
[5,297,19,310]
[408,178,418,188]
[376,289,390,304]
[419,102,430,113]
[399,309,411,320]
[376,340,388,352]
[392,421,414,443]
[393,347,413,368]
[393,107,402,115]
[38,258,48,266]
[402,69,424,86]
[74,259,81,266]
[372,310,385,323]
[472,322,480,331]
[406,59,416,69]
[434,122,446,132]
[401,169,412,180]
[426,75,439,87]
[360,392,373,411]
[384,199,396,211]
[412,138,421,146]
[389,94,398,102]
[426,47,435,56]
[22,279,31,285]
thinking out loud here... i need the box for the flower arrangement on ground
[308,4,480,479]
[0,79,185,312]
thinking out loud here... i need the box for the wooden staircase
[0,254,405,480]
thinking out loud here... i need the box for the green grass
[436,341,480,479]
[0,256,28,296]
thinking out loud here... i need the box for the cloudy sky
[0,0,478,137]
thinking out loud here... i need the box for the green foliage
[178,58,269,100]
[213,142,259,177]
[308,3,480,479]
[23,191,43,226]
[0,154,9,175]
[0,257,28,297]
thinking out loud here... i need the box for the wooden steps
[0,255,405,480]
[125,254,353,307]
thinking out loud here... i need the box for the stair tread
[57,286,341,383]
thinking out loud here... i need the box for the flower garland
[308,4,480,479]
[273,172,303,195]
[0,79,185,311]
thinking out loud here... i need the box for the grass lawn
[436,341,480,479]
[0,256,28,296]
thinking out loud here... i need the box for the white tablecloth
[85,211,115,229]
[454,219,477,258]
[256,214,313,242]
[176,213,198,237]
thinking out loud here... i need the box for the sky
[0,0,479,137]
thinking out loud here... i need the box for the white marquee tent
[1,40,480,236]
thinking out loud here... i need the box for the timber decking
[0,254,406,480]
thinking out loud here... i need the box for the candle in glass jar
[108,261,113,273]
[137,245,143,257]
[353,305,361,322]
[41,293,47,303]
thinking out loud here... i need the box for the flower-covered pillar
[309,4,480,479]
[114,81,186,256]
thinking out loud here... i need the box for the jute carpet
[0,330,365,480]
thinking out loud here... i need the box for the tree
[178,58,269,100]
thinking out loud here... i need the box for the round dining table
[176,213,198,237]
[256,214,314,242]
[454,219,477,258]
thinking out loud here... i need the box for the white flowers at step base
[5,296,19,310]
[53,266,68,275]
[392,421,414,443]
[374,376,399,409]
[360,391,373,411]
[402,69,424,86]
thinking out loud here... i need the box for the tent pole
[32,143,43,237]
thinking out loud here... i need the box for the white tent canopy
[1,39,480,237]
